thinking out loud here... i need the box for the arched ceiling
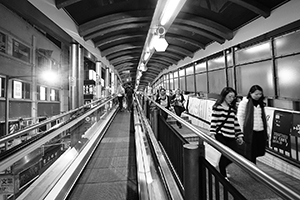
[1,0,289,91]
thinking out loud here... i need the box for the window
[37,53,50,69]
[37,86,47,100]
[50,89,59,101]
[0,77,4,97]
[0,32,6,53]
[13,81,31,99]
[12,40,30,62]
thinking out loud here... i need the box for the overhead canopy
[1,0,289,90]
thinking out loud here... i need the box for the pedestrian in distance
[237,85,268,164]
[117,84,125,111]
[155,88,171,120]
[209,87,244,180]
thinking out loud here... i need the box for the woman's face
[250,90,263,100]
[224,92,236,105]
[175,89,180,95]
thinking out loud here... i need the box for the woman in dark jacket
[156,88,171,120]
[171,89,185,128]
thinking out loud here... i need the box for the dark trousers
[246,130,266,164]
[215,134,237,178]
[118,96,124,109]
[174,106,184,127]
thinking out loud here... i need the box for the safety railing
[0,96,116,199]
[141,95,300,200]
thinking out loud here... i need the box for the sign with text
[291,113,300,137]
[271,110,292,152]
[0,174,14,194]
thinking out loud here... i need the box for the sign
[271,110,292,152]
[291,113,300,137]
[0,174,14,194]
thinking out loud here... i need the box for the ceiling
[1,0,289,90]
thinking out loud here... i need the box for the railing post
[198,139,206,200]
[153,108,159,139]
[183,143,199,200]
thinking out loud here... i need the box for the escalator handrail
[0,96,112,144]
[144,95,300,200]
[0,96,115,172]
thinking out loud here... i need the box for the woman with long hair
[155,88,171,120]
[171,89,185,128]
[237,85,268,164]
[210,87,244,179]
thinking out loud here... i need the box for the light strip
[160,0,181,26]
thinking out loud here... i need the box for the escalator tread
[67,111,138,200]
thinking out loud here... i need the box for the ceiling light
[160,0,182,26]
[154,37,169,52]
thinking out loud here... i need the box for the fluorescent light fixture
[149,34,159,50]
[160,0,181,26]
[143,51,151,61]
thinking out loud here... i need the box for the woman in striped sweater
[237,85,268,164]
[210,87,244,179]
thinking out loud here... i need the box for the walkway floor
[168,116,300,200]
[67,111,138,200]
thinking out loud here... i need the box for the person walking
[210,87,244,180]
[237,85,268,164]
[117,84,125,111]
[155,88,171,120]
[171,89,185,128]
[125,84,134,112]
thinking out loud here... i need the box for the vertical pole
[77,46,84,107]
[183,143,199,200]
[31,36,37,135]
[153,108,159,139]
[5,75,10,149]
[96,61,102,98]
[70,43,78,110]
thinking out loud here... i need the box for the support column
[105,67,109,97]
[95,61,102,99]
[77,46,84,106]
[184,144,200,200]
[31,36,37,135]
[70,43,78,110]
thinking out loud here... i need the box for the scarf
[243,98,268,143]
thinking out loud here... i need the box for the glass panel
[195,73,207,93]
[227,67,234,88]
[227,51,233,67]
[236,60,274,96]
[208,56,225,70]
[186,75,195,92]
[186,66,194,75]
[0,31,6,53]
[13,81,22,99]
[174,71,178,78]
[180,77,186,91]
[274,30,300,56]
[276,55,300,99]
[208,69,226,94]
[170,78,174,90]
[13,40,30,63]
[174,78,178,89]
[169,72,173,79]
[0,77,4,97]
[236,41,271,64]
[195,62,206,73]
[0,100,109,198]
[179,69,185,77]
